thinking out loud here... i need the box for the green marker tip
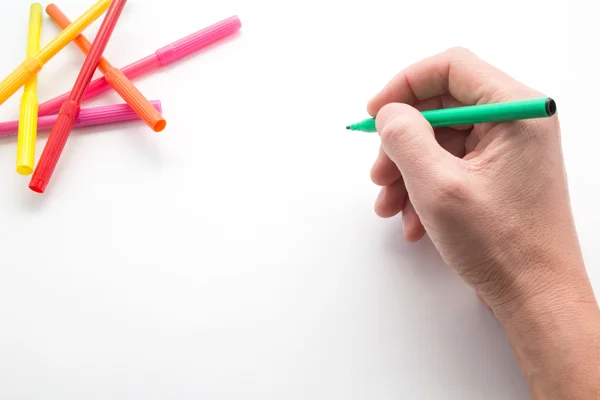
[345,126,350,130]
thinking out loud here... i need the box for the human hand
[368,47,600,398]
[369,47,589,314]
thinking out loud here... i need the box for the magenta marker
[0,101,162,137]
[38,16,241,116]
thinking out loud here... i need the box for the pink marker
[38,16,241,116]
[0,101,162,137]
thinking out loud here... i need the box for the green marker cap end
[545,98,557,116]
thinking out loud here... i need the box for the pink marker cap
[155,15,241,65]
[0,100,162,137]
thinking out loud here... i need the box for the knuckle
[445,46,474,58]
[378,103,414,120]
[430,174,472,213]
[439,176,468,201]
[378,113,413,146]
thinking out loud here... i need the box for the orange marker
[46,4,166,132]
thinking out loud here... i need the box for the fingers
[368,47,535,117]
[371,95,468,186]
[464,130,481,156]
[413,95,473,131]
[371,126,468,222]
[403,198,426,242]
[374,179,407,218]
[413,94,464,112]
[371,145,401,186]
[399,129,466,240]
[372,128,466,188]
[435,128,469,159]
[376,103,456,188]
[373,128,468,240]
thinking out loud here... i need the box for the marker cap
[155,16,241,65]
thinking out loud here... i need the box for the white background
[0,0,596,398]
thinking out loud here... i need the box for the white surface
[0,0,596,398]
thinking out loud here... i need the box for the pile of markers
[0,0,240,193]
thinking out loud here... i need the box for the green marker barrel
[346,97,556,133]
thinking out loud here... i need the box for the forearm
[498,273,600,399]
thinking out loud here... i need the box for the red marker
[30,0,128,193]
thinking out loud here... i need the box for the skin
[368,47,600,399]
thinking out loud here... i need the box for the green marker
[346,97,557,132]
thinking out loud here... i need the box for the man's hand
[368,47,600,399]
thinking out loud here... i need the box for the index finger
[367,47,537,116]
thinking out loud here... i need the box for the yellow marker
[16,4,43,176]
[0,0,111,107]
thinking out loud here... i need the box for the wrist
[492,265,600,399]
[509,296,600,399]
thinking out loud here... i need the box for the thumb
[376,103,452,186]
